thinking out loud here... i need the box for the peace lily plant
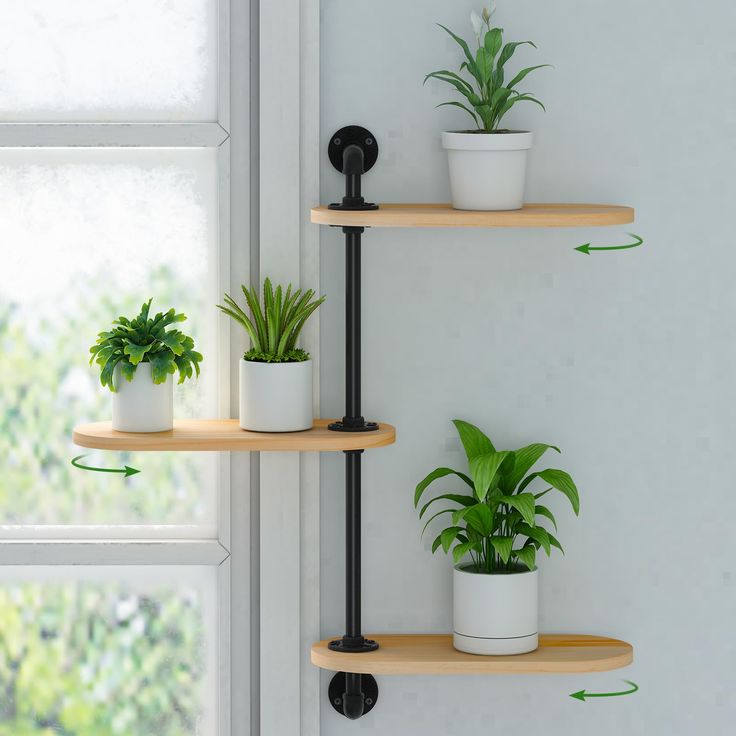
[218,279,324,432]
[425,3,550,210]
[89,299,202,432]
[415,419,579,655]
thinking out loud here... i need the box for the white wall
[319,1,736,733]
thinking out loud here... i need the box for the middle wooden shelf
[73,418,396,452]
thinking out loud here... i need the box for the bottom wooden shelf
[311,634,633,675]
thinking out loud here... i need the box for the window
[0,3,239,734]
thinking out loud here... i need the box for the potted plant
[217,279,324,432]
[89,299,203,432]
[414,419,580,655]
[425,4,550,210]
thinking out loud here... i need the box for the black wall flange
[327,126,381,720]
[329,673,379,720]
[328,125,379,211]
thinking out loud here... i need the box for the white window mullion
[0,122,229,147]
[0,539,229,565]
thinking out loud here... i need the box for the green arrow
[71,454,140,478]
[575,233,643,255]
[570,680,639,701]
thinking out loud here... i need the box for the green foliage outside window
[0,582,205,735]
[0,265,212,731]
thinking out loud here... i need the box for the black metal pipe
[342,673,364,720]
[345,229,362,423]
[346,172,361,201]
[345,450,362,637]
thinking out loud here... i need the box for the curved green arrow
[575,233,643,255]
[570,680,639,701]
[71,454,140,478]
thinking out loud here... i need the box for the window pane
[0,566,217,735]
[0,1,217,121]
[0,148,220,533]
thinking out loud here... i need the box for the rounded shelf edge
[311,634,634,675]
[311,203,635,228]
[72,418,396,452]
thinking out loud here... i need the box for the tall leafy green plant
[425,5,549,132]
[415,419,580,573]
[89,299,202,391]
[217,278,325,363]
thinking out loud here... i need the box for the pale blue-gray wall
[319,1,735,733]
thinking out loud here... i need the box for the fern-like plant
[415,420,580,573]
[425,4,549,132]
[217,278,325,363]
[89,299,203,392]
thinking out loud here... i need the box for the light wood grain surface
[72,418,396,452]
[311,203,635,228]
[311,634,633,675]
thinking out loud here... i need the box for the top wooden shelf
[311,634,633,675]
[311,203,634,229]
[73,418,396,453]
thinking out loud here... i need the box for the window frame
[0,2,245,734]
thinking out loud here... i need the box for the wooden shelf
[311,634,633,675]
[312,203,634,229]
[72,418,396,452]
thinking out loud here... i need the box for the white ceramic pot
[442,131,533,211]
[112,363,173,433]
[453,565,538,655]
[239,359,313,432]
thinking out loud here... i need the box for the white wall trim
[258,0,321,733]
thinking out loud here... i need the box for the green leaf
[158,330,185,356]
[483,27,503,58]
[475,104,494,130]
[123,342,153,365]
[452,541,475,564]
[431,533,443,554]
[490,535,513,563]
[418,493,477,519]
[424,70,474,97]
[435,101,480,127]
[475,47,493,84]
[452,419,495,460]
[547,530,564,554]
[149,353,176,384]
[441,527,463,554]
[414,466,474,507]
[498,40,536,69]
[437,24,477,72]
[469,451,510,501]
[504,93,546,114]
[515,543,537,571]
[535,504,558,531]
[490,87,513,108]
[463,503,494,537]
[516,523,551,555]
[451,506,470,525]
[536,469,580,515]
[421,508,456,538]
[497,492,536,526]
[507,64,551,90]
[506,443,560,492]
[120,361,136,382]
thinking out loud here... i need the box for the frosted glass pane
[0,1,217,121]
[0,566,217,735]
[0,148,220,533]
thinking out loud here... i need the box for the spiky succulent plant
[217,278,324,363]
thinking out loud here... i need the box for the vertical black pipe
[345,450,362,638]
[344,228,362,423]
